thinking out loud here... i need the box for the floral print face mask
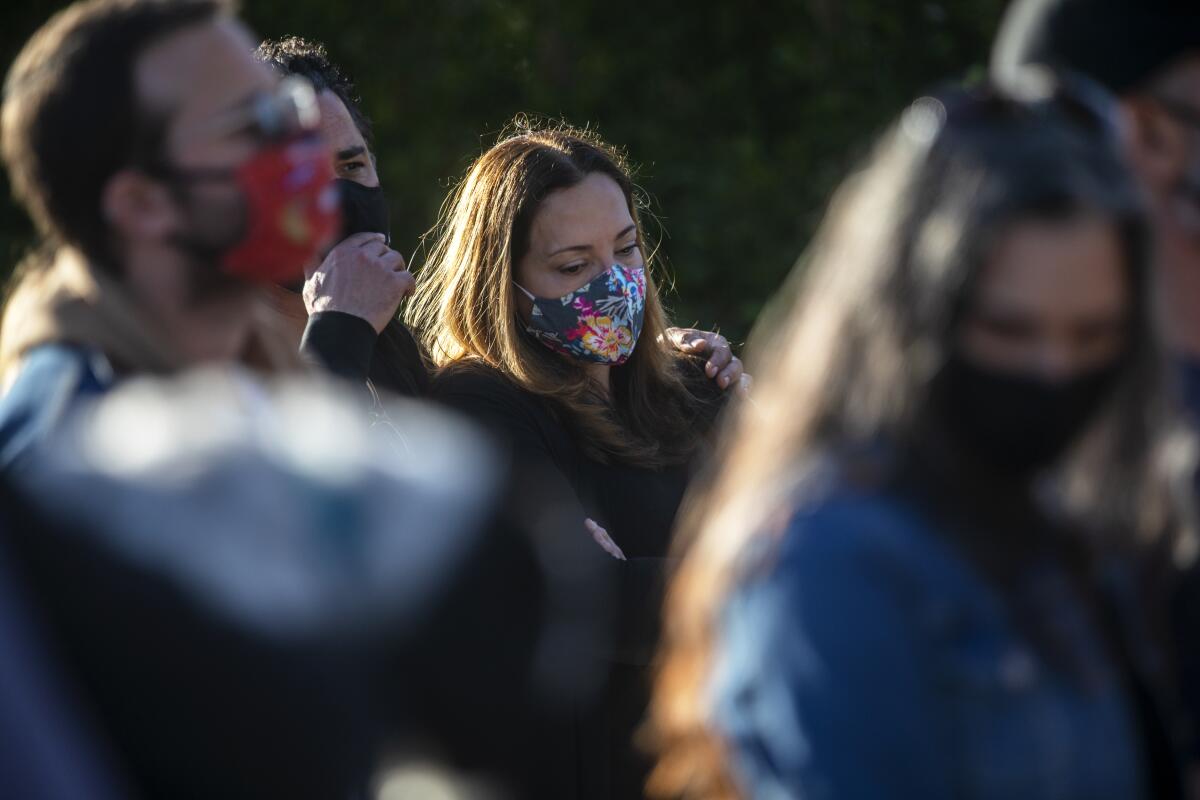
[514,264,647,365]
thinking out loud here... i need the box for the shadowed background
[1,0,1007,343]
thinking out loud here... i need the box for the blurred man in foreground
[0,0,337,467]
[0,365,542,798]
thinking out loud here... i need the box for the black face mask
[931,354,1123,477]
[336,178,390,244]
[279,179,392,292]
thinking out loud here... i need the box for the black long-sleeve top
[431,361,722,799]
[300,312,429,397]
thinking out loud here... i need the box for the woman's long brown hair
[406,121,720,466]
[649,91,1193,798]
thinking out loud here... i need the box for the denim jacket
[0,344,115,470]
[710,483,1165,800]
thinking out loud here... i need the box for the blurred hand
[585,518,625,561]
[664,327,752,397]
[303,232,414,334]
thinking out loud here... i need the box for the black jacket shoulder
[430,362,582,477]
[430,362,554,424]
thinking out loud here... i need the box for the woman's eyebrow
[547,243,592,257]
[546,225,637,256]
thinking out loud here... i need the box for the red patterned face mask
[219,135,341,284]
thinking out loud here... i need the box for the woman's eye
[340,161,364,174]
[560,263,586,275]
[617,243,639,256]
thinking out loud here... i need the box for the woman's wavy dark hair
[650,83,1192,798]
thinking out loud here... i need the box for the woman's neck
[585,362,612,396]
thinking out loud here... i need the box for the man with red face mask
[0,1,376,794]
[0,0,340,468]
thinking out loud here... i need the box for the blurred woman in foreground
[653,85,1190,799]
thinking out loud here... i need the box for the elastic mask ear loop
[512,281,537,301]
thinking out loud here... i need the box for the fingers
[347,232,387,248]
[315,234,384,276]
[716,354,744,390]
[664,328,743,387]
[703,335,732,377]
[672,329,733,380]
[320,240,406,277]
[378,249,413,297]
[395,270,416,298]
[687,338,709,352]
[379,249,407,273]
[663,327,686,346]
[585,519,617,559]
[585,518,626,561]
[664,326,710,355]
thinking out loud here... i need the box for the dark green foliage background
[1,0,1007,343]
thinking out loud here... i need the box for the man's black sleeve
[301,314,430,398]
[299,311,378,385]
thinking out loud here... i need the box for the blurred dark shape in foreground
[0,368,614,798]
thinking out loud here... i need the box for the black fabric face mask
[931,354,1123,477]
[279,179,392,292]
[336,178,390,244]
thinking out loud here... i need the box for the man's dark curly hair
[254,35,372,148]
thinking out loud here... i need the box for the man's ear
[1121,96,1190,192]
[101,169,180,242]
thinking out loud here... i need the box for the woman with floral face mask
[650,84,1193,800]
[407,123,731,798]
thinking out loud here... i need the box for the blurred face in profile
[117,16,283,362]
[1125,56,1200,352]
[958,216,1128,378]
[513,172,642,315]
[137,17,280,225]
[317,90,380,188]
